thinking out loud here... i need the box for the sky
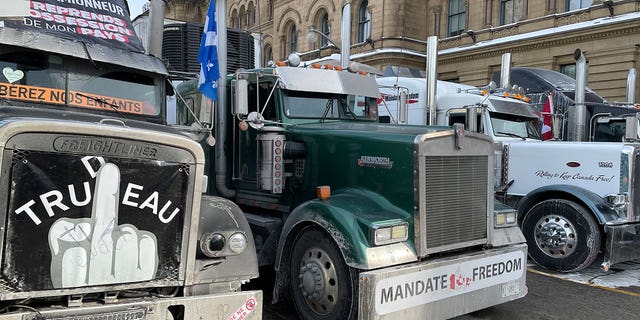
[127,0,149,20]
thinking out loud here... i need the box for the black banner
[3,0,144,52]
[3,151,187,292]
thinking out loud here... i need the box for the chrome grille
[424,155,488,252]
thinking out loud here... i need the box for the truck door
[234,80,278,191]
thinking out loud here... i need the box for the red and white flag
[541,93,554,140]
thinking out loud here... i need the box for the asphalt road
[255,259,640,320]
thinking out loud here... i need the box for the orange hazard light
[317,186,331,199]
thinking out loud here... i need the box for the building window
[264,45,273,66]
[500,0,523,25]
[448,0,466,37]
[231,10,239,28]
[288,24,297,55]
[357,0,371,43]
[560,63,589,83]
[320,13,330,47]
[268,1,274,20]
[248,2,256,26]
[565,0,592,11]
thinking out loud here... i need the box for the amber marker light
[275,61,287,66]
[317,186,331,199]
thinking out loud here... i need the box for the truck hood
[286,121,454,214]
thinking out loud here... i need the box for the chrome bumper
[358,244,527,320]
[604,222,640,269]
[0,290,262,320]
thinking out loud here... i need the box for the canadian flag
[541,93,554,140]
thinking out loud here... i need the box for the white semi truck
[377,38,640,272]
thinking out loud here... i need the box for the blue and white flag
[198,0,220,101]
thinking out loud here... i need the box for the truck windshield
[282,90,378,121]
[0,46,162,118]
[490,112,541,140]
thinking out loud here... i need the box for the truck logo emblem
[358,156,393,169]
[566,162,581,168]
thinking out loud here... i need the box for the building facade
[220,0,639,101]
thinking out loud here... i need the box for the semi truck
[0,0,262,319]
[490,51,639,143]
[177,37,529,320]
[377,39,640,273]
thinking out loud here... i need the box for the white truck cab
[377,77,541,142]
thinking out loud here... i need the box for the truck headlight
[494,209,517,228]
[228,232,248,254]
[372,222,409,246]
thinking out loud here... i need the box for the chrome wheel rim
[534,215,577,258]
[297,247,338,315]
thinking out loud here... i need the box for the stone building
[213,0,639,101]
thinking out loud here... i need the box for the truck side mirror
[234,75,249,116]
[625,114,640,142]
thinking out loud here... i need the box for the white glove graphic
[48,163,158,288]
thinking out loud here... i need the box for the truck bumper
[604,222,640,267]
[0,290,262,320]
[358,244,527,320]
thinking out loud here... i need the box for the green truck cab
[177,63,528,319]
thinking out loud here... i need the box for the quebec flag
[198,0,220,101]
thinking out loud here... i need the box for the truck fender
[515,184,618,225]
[271,188,414,303]
[195,195,259,283]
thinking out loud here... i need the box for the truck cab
[377,77,541,142]
[177,63,528,319]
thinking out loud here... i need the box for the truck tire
[289,228,358,320]
[521,199,601,272]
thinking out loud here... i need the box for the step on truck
[0,0,261,319]
[176,38,528,320]
[377,38,640,272]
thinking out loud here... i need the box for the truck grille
[423,155,488,253]
[0,132,195,299]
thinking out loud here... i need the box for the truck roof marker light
[481,90,489,96]
[525,97,531,102]
[275,61,287,67]
[358,71,368,76]
[324,64,334,70]
[317,186,331,199]
[334,66,344,71]
[311,63,322,69]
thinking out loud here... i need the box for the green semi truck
[176,59,528,319]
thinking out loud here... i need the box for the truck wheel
[289,229,358,320]
[522,199,600,272]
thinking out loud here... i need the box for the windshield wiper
[496,131,526,140]
[74,92,127,119]
[320,98,335,123]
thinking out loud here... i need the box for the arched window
[264,44,273,66]
[268,1,274,20]
[320,12,330,47]
[357,1,371,43]
[239,6,246,28]
[248,2,256,26]
[231,9,239,28]
[288,24,297,54]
